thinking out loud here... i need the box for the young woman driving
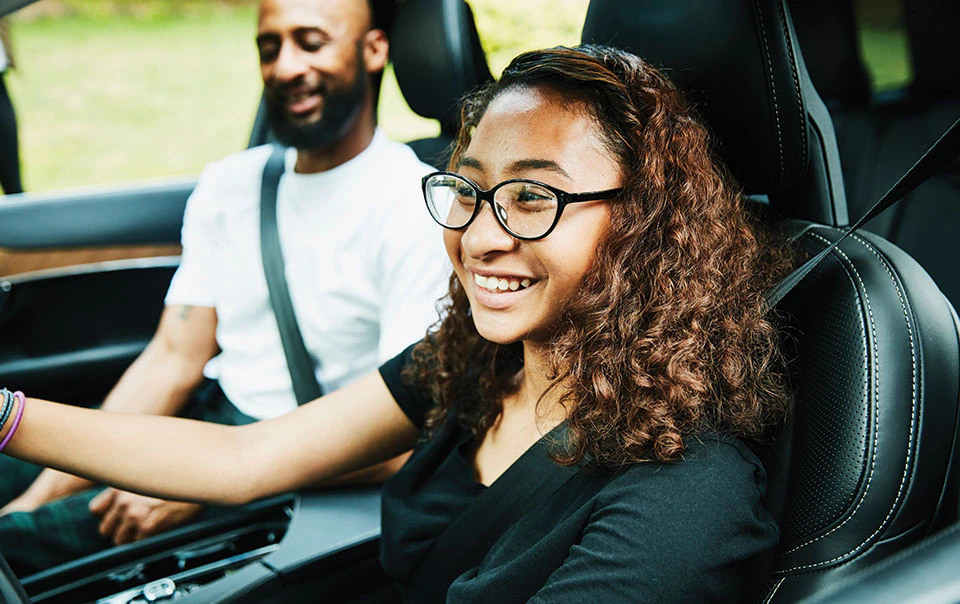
[0,45,792,602]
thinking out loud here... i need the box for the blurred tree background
[3,0,589,193]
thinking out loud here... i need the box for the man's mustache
[269,78,328,102]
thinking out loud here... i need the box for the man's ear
[363,28,389,74]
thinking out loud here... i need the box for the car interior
[0,0,958,602]
[582,1,960,602]
[791,0,960,316]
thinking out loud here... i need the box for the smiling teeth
[474,274,532,292]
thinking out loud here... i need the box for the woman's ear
[363,28,389,74]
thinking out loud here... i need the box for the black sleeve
[528,438,778,603]
[379,342,432,429]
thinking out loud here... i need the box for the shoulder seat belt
[765,116,960,306]
[404,423,592,603]
[259,145,324,405]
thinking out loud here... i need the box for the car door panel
[0,181,192,405]
[0,259,179,405]
[0,180,192,249]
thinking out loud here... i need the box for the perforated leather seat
[581,1,960,602]
[390,0,493,169]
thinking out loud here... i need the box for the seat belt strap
[766,116,960,307]
[405,422,611,602]
[259,145,324,405]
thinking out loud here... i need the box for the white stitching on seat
[780,231,877,557]
[777,230,919,573]
[763,577,785,603]
[774,0,808,171]
[753,0,785,185]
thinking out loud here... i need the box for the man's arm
[1,304,218,514]
[100,304,218,415]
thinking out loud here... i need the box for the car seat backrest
[390,0,493,169]
[582,0,847,226]
[787,0,883,231]
[581,1,960,602]
[761,222,960,603]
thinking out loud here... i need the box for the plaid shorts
[0,380,257,577]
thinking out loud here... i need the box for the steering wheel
[0,553,30,604]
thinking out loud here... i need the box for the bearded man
[0,0,448,575]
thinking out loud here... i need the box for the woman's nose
[461,201,518,257]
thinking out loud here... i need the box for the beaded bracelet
[0,388,13,432]
[0,391,25,453]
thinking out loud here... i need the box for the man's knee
[0,489,109,576]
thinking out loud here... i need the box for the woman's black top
[378,344,778,603]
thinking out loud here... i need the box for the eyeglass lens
[425,174,559,238]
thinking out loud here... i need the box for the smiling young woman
[1,45,794,602]
[410,45,793,468]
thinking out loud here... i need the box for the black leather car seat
[589,0,849,227]
[581,1,960,602]
[800,521,960,603]
[787,0,880,221]
[390,0,493,169]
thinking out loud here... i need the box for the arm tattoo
[178,306,194,321]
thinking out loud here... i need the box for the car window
[0,0,589,279]
[2,0,589,193]
[468,0,587,74]
[853,0,912,91]
[6,3,262,192]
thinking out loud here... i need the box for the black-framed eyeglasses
[421,171,623,241]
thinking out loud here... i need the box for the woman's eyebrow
[506,159,570,179]
[458,156,483,171]
[458,157,571,180]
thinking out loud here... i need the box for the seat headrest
[582,0,848,225]
[906,0,960,98]
[789,0,872,107]
[391,0,493,134]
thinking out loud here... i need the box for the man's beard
[265,58,368,151]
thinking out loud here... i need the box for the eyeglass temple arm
[566,187,624,203]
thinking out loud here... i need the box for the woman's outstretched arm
[0,372,418,506]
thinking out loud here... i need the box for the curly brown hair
[407,45,794,467]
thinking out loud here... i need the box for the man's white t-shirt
[165,131,450,420]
